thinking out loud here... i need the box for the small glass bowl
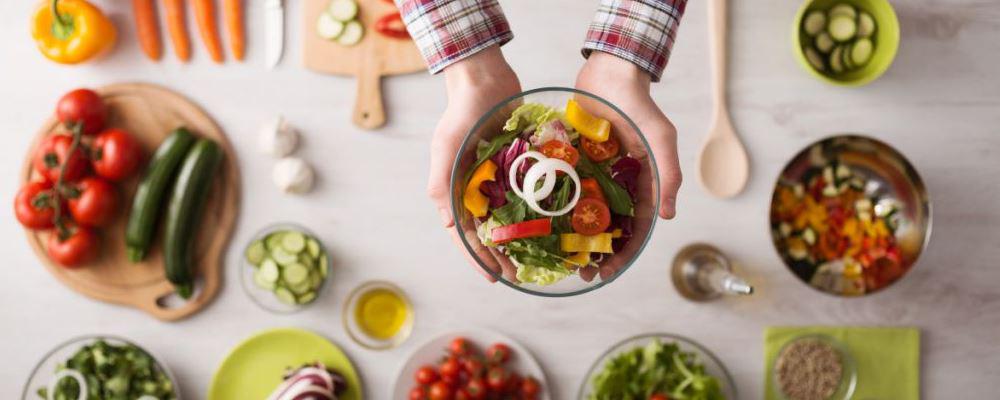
[771,334,858,400]
[22,335,180,400]
[342,281,415,350]
[240,223,332,314]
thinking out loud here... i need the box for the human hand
[427,46,522,281]
[575,52,683,219]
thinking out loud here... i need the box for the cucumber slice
[254,268,276,290]
[815,32,835,54]
[804,47,826,72]
[828,15,857,42]
[317,12,345,40]
[264,232,285,251]
[841,43,855,70]
[271,247,299,266]
[299,253,316,269]
[803,11,827,36]
[283,262,310,285]
[288,278,313,295]
[857,12,876,38]
[259,259,280,283]
[281,231,306,253]
[297,292,317,305]
[327,0,358,22]
[318,254,329,278]
[830,46,845,74]
[306,239,320,258]
[309,272,324,290]
[828,3,857,19]
[245,240,266,266]
[275,287,297,305]
[851,38,874,66]
[337,20,364,46]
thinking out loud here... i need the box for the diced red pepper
[491,219,552,244]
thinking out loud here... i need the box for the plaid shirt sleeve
[396,0,513,74]
[583,0,688,82]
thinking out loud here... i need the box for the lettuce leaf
[503,103,563,133]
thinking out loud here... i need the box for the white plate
[392,329,550,399]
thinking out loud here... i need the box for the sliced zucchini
[259,259,280,282]
[288,279,313,295]
[283,262,310,285]
[281,231,306,253]
[828,3,857,20]
[264,232,285,251]
[254,268,276,290]
[275,287,297,305]
[828,15,858,42]
[851,38,874,66]
[804,47,826,72]
[297,292,317,305]
[271,247,299,266]
[327,0,358,22]
[841,43,855,70]
[245,240,266,265]
[803,11,827,36]
[829,46,845,74]
[299,253,315,269]
[317,12,345,40]
[857,12,876,38]
[318,254,329,278]
[306,239,320,258]
[309,271,324,289]
[337,20,364,46]
[815,32,835,54]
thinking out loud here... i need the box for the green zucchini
[163,139,223,299]
[125,128,196,262]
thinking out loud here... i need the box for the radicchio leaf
[479,180,507,208]
[611,156,641,199]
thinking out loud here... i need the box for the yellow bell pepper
[564,252,591,269]
[32,0,117,64]
[565,99,611,143]
[560,233,614,254]
[463,160,497,218]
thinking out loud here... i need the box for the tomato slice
[580,135,620,162]
[540,140,579,166]
[571,198,611,235]
[580,178,606,204]
[491,219,552,244]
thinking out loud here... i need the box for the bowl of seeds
[772,334,857,400]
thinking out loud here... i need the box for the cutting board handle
[353,67,386,130]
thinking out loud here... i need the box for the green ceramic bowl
[792,0,900,86]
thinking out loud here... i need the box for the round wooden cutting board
[20,83,240,321]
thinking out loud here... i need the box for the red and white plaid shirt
[397,0,687,82]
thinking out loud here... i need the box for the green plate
[208,328,363,400]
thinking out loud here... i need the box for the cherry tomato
[450,337,472,356]
[649,394,670,400]
[462,357,485,378]
[91,128,142,181]
[580,178,606,203]
[580,135,620,162]
[67,177,118,227]
[465,378,487,400]
[15,181,59,229]
[33,134,89,183]
[56,88,106,135]
[540,140,579,166]
[454,388,471,400]
[429,381,454,400]
[571,198,611,235]
[46,227,99,267]
[486,343,512,365]
[441,373,460,388]
[415,365,439,385]
[506,372,523,394]
[409,386,429,400]
[486,366,509,392]
[440,357,462,379]
[521,376,541,399]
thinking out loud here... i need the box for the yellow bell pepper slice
[565,99,611,143]
[564,252,592,269]
[463,160,498,218]
[32,0,117,64]
[560,233,614,254]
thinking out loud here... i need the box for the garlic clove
[272,157,315,194]
[259,115,299,157]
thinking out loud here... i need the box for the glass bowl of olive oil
[342,281,414,350]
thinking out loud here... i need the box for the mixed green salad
[462,100,643,286]
[37,339,176,400]
[588,339,725,400]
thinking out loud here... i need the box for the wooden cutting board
[303,0,427,130]
[20,83,240,322]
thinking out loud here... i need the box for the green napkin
[764,326,920,400]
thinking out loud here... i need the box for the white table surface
[2,0,998,399]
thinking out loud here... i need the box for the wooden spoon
[699,0,749,198]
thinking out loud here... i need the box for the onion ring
[47,369,87,400]
[521,158,581,216]
[508,151,556,200]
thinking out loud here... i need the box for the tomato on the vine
[486,366,509,392]
[91,128,142,181]
[428,381,454,400]
[409,386,429,400]
[462,357,485,378]
[415,365,439,385]
[464,378,487,400]
[440,357,462,379]
[33,134,89,183]
[540,140,580,166]
[450,337,472,357]
[454,388,471,400]
[56,88,106,135]
[15,181,59,229]
[580,135,620,162]
[46,227,99,267]
[486,343,512,365]
[571,198,612,235]
[521,376,541,399]
[67,177,118,227]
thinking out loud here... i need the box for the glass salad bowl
[449,87,660,297]
[240,223,332,314]
[22,335,180,400]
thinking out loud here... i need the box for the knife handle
[353,68,386,130]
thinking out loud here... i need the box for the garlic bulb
[272,157,315,194]
[258,115,299,157]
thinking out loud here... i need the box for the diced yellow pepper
[611,229,623,238]
[463,160,497,218]
[564,252,592,269]
[565,99,611,143]
[560,233,614,253]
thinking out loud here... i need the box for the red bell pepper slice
[491,219,552,244]
[375,12,410,39]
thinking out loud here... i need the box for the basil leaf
[578,155,634,216]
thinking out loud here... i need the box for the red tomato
[580,178,607,204]
[46,227,99,267]
[440,357,462,379]
[649,394,670,400]
[505,372,523,394]
[540,140,579,166]
[491,219,552,244]
[409,386,429,400]
[14,181,59,229]
[67,177,118,227]
[485,343,512,365]
[440,373,460,388]
[454,388,471,400]
[462,357,485,378]
[415,365,439,385]
[450,337,472,356]
[571,198,611,235]
[486,367,509,392]
[465,378,487,400]
[91,128,142,181]
[56,88,106,135]
[521,376,541,399]
[580,135,620,162]
[429,381,454,400]
[33,134,89,183]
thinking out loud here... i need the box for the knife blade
[265,0,285,68]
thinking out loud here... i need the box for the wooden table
[1,0,997,398]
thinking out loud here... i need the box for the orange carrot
[132,0,161,60]
[224,0,244,61]
[164,0,191,61]
[193,0,224,63]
